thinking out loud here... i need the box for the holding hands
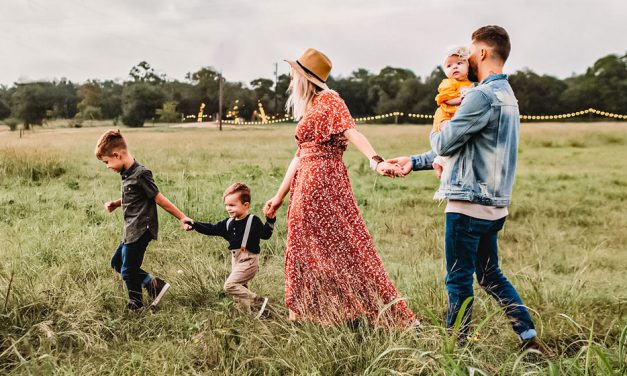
[263,196,282,219]
[385,157,413,176]
[181,217,194,231]
[376,161,405,178]
[386,156,444,180]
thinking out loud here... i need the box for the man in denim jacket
[391,26,546,352]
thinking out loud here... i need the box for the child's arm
[154,192,193,229]
[260,217,276,240]
[189,219,228,237]
[104,198,122,213]
[443,97,462,106]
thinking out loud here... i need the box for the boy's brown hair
[472,25,511,63]
[95,129,127,159]
[223,183,251,204]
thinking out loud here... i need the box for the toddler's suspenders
[226,215,255,250]
[241,215,254,250]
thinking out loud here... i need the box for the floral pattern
[284,91,415,327]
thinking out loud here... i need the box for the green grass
[0,122,626,375]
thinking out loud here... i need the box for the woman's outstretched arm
[264,154,299,218]
[343,128,404,177]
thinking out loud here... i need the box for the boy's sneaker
[127,302,143,311]
[521,337,552,357]
[146,277,170,307]
[253,296,269,319]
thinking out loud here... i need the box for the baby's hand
[433,162,443,180]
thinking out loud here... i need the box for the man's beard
[468,66,479,83]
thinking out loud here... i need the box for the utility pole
[218,72,223,131]
[274,62,278,117]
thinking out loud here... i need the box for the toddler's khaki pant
[223,248,259,313]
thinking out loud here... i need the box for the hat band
[297,60,326,84]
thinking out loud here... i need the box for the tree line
[0,54,625,130]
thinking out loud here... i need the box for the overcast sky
[1,0,625,86]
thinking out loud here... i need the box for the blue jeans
[445,213,536,341]
[111,231,154,308]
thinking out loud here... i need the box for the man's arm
[387,150,436,175]
[410,150,437,171]
[430,90,492,157]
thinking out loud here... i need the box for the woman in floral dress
[264,48,416,327]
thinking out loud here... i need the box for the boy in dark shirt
[187,183,275,318]
[95,129,193,311]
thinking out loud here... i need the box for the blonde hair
[95,129,127,159]
[285,68,324,120]
[444,46,470,65]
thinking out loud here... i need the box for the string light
[520,108,627,120]
[182,107,626,124]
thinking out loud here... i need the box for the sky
[1,0,625,86]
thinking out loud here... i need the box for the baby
[433,47,474,198]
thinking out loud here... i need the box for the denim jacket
[410,74,519,207]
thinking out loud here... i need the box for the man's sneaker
[146,277,170,307]
[521,337,552,357]
[253,296,269,319]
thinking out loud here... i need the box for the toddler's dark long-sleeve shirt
[191,214,275,254]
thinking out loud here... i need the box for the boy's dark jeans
[111,230,154,308]
[444,213,537,341]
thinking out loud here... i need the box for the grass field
[0,122,626,375]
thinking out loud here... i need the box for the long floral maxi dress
[284,90,415,327]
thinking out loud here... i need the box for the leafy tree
[329,69,376,117]
[561,54,627,114]
[155,100,180,123]
[250,78,275,115]
[509,69,567,115]
[100,80,123,120]
[163,80,202,118]
[10,83,55,129]
[76,81,103,120]
[49,79,78,119]
[0,99,10,120]
[121,83,165,127]
[129,61,165,84]
[187,67,221,117]
[412,67,445,119]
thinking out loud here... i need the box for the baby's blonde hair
[443,46,470,65]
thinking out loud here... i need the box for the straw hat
[285,48,332,90]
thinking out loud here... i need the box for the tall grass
[0,123,626,374]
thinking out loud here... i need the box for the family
[95,25,548,353]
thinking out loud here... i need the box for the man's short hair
[95,129,127,159]
[472,25,511,63]
[223,183,251,203]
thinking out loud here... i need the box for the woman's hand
[386,156,412,175]
[264,196,284,218]
[376,161,404,177]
